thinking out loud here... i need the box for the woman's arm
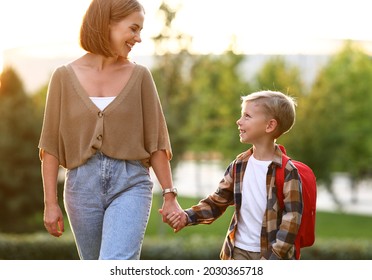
[150,150,183,222]
[41,151,64,237]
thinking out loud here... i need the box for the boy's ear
[266,119,278,133]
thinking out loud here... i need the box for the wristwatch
[162,187,178,197]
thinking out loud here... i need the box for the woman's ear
[266,119,278,133]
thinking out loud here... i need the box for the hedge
[1,233,371,260]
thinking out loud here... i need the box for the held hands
[158,196,187,232]
[164,211,188,232]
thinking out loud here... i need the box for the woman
[39,0,182,260]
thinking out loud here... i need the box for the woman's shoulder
[51,62,75,77]
[131,62,150,72]
[47,64,70,83]
[130,63,155,81]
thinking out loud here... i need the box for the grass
[1,195,371,260]
[3,194,370,242]
[315,211,372,239]
[146,194,372,241]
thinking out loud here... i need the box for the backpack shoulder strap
[276,148,291,210]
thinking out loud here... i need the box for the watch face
[163,188,177,196]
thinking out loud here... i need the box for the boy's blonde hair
[80,0,144,57]
[241,90,297,138]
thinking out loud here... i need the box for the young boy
[163,90,303,260]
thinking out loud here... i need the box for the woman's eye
[130,25,141,34]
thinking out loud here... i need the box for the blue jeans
[64,152,153,260]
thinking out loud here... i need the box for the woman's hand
[44,202,64,237]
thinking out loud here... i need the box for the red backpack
[276,145,317,259]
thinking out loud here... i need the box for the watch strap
[162,187,178,196]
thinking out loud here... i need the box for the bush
[141,235,222,260]
[300,238,372,260]
[0,232,79,260]
[1,233,372,260]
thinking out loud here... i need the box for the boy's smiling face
[236,100,272,144]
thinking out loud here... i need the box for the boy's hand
[167,211,187,232]
[159,209,188,232]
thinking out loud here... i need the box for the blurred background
[1,0,372,259]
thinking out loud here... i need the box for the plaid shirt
[185,144,303,260]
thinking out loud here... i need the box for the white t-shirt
[235,155,271,252]
[90,96,116,111]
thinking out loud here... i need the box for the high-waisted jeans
[64,152,153,260]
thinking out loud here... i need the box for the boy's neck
[252,142,276,161]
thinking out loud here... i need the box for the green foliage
[253,56,305,96]
[151,2,193,169]
[31,83,48,113]
[142,235,222,260]
[0,67,24,96]
[286,41,372,184]
[152,51,194,169]
[185,52,251,162]
[302,238,372,260]
[151,2,251,168]
[0,67,44,233]
[0,232,79,260]
[153,51,251,168]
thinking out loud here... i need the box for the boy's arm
[270,166,303,260]
[162,162,236,231]
[185,163,235,225]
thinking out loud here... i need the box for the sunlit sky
[1,0,372,73]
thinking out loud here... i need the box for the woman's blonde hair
[241,90,297,138]
[80,0,144,57]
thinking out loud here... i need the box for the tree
[151,1,194,170]
[0,67,44,232]
[295,42,372,187]
[185,51,251,162]
[253,56,305,96]
[151,2,252,167]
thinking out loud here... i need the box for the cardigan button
[97,135,103,141]
[98,111,104,118]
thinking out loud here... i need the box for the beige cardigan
[38,64,172,169]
